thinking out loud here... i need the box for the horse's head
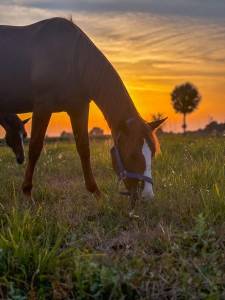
[4,116,30,164]
[111,117,167,201]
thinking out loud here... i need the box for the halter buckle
[120,170,127,180]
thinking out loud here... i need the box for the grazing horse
[0,113,29,164]
[0,18,166,201]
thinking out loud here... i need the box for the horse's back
[0,18,109,112]
[0,17,77,67]
[0,18,80,111]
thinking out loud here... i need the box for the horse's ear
[148,117,167,130]
[22,118,31,125]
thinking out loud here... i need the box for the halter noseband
[111,145,153,185]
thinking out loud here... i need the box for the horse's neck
[91,63,139,136]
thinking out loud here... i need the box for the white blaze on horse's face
[142,139,154,199]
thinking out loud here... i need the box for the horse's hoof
[22,184,34,203]
[94,189,101,199]
[22,183,32,194]
[25,194,35,205]
[87,184,101,198]
[23,189,32,198]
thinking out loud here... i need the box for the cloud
[0,4,54,25]
[1,0,225,18]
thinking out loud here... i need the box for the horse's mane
[68,15,74,24]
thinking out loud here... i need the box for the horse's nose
[16,155,24,164]
[142,183,154,200]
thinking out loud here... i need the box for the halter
[110,119,153,193]
[111,145,153,185]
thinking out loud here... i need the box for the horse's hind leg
[68,104,100,197]
[22,106,51,197]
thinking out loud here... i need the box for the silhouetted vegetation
[185,120,225,136]
[171,82,201,134]
[151,113,165,134]
[89,127,104,137]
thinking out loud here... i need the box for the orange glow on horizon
[16,69,225,137]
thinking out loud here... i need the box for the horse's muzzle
[16,156,25,164]
[142,184,154,200]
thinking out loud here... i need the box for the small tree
[171,82,201,133]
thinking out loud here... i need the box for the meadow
[0,135,224,299]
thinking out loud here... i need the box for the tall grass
[0,135,224,299]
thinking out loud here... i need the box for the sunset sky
[0,0,224,135]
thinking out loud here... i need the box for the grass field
[0,135,224,299]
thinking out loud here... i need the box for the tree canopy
[171,82,201,115]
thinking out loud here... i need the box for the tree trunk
[182,113,187,134]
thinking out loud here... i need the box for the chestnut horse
[0,18,166,201]
[0,113,29,163]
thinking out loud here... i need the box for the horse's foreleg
[22,108,51,197]
[68,105,100,197]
